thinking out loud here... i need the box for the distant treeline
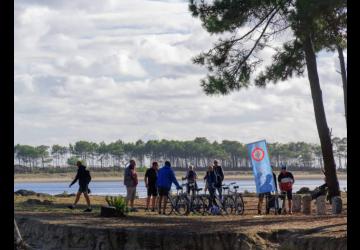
[14,137,347,170]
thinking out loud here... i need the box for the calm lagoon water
[14,179,347,198]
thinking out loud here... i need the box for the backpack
[84,169,92,184]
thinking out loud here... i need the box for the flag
[246,140,275,194]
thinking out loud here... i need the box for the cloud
[14,0,347,146]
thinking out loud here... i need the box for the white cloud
[14,0,347,146]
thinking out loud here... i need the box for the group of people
[67,159,295,215]
[127,159,225,214]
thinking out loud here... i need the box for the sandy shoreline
[14,173,347,183]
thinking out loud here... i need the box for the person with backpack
[182,165,198,195]
[213,160,224,200]
[156,161,182,215]
[144,161,159,212]
[124,159,138,212]
[68,161,92,212]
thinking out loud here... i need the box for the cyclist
[182,165,198,195]
[156,161,182,215]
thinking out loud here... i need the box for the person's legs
[287,190,293,214]
[146,196,150,210]
[73,192,81,206]
[83,192,91,207]
[158,196,163,213]
[162,195,167,214]
[151,196,155,210]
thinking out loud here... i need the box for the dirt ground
[14,192,347,238]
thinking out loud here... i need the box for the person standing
[68,161,92,212]
[257,165,278,215]
[213,160,224,200]
[204,165,217,208]
[278,165,295,214]
[124,159,138,212]
[144,161,159,212]
[156,161,182,215]
[182,165,198,195]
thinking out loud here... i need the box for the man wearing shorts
[145,161,159,212]
[68,161,92,212]
[278,165,295,214]
[156,161,182,215]
[124,159,138,212]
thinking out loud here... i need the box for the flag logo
[252,147,265,161]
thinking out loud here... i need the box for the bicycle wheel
[201,195,211,215]
[235,195,245,215]
[176,195,189,215]
[191,196,204,215]
[164,196,175,215]
[223,196,236,215]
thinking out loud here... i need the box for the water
[14,179,347,198]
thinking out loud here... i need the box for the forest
[14,137,347,170]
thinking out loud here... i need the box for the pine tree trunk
[337,45,347,125]
[303,34,340,199]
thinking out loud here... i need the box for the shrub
[105,196,129,215]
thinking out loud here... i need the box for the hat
[281,165,287,169]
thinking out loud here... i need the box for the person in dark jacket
[204,165,217,208]
[145,161,159,212]
[213,160,224,200]
[182,165,198,195]
[68,161,92,212]
[156,161,182,215]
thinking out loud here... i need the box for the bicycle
[164,188,186,215]
[225,182,245,215]
[183,182,206,215]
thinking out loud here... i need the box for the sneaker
[151,208,155,212]
[258,210,261,215]
[145,208,149,212]
[158,210,161,215]
[68,205,75,209]
[83,208,92,212]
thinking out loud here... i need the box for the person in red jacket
[278,165,295,214]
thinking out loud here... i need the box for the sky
[14,0,347,146]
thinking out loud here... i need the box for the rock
[296,187,311,194]
[316,195,326,215]
[15,190,36,196]
[292,194,301,212]
[100,206,126,217]
[36,193,52,197]
[54,192,76,197]
[25,199,53,206]
[302,195,312,215]
[331,196,342,214]
[26,199,42,205]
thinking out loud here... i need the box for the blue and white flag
[246,140,275,194]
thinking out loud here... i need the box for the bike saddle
[233,186,239,189]
[223,187,229,190]
[196,188,203,191]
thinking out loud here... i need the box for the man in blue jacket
[156,161,182,215]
